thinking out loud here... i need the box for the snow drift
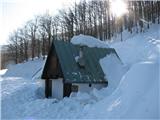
[3,58,44,79]
[85,61,159,119]
[100,54,128,94]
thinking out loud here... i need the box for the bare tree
[26,17,38,60]
[7,31,19,64]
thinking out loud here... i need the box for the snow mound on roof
[71,34,109,48]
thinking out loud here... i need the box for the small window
[89,84,92,87]
[72,85,78,92]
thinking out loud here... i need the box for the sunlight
[0,0,77,45]
[110,0,128,17]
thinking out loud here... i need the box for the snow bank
[1,77,40,119]
[100,54,128,94]
[111,37,159,66]
[3,58,45,79]
[111,24,160,65]
[71,34,109,48]
[86,61,159,119]
[0,69,7,76]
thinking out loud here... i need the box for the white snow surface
[71,34,109,48]
[0,69,7,76]
[1,24,160,119]
[3,58,44,80]
[100,54,129,94]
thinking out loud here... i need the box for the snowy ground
[1,24,160,119]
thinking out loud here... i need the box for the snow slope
[3,58,45,80]
[85,61,159,119]
[100,54,128,94]
[110,24,160,65]
[1,77,39,118]
[1,58,45,119]
[1,24,160,119]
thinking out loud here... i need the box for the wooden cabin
[41,40,119,99]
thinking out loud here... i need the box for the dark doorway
[45,79,52,98]
[63,83,72,97]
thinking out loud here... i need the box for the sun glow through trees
[110,0,128,17]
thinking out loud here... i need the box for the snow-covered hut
[41,40,119,99]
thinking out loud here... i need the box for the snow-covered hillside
[3,58,45,80]
[110,24,160,65]
[1,24,159,119]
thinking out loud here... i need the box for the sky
[0,0,79,45]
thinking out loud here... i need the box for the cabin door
[63,83,72,97]
[45,79,52,98]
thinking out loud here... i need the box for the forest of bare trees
[6,0,160,64]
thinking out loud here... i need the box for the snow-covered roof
[42,40,117,83]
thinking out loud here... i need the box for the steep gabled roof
[51,40,118,83]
